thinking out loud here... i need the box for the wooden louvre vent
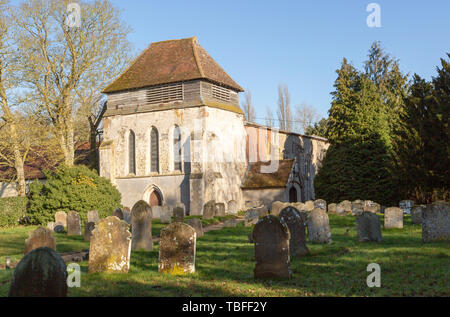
[146,83,183,104]
[211,84,231,102]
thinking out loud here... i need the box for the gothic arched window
[150,127,159,173]
[173,125,182,171]
[128,130,136,175]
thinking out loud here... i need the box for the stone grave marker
[54,211,67,228]
[113,208,124,220]
[363,201,380,213]
[422,201,449,243]
[307,208,332,243]
[24,227,56,254]
[271,201,285,216]
[215,203,226,217]
[411,205,425,224]
[131,200,153,251]
[384,207,404,229]
[87,210,99,223]
[399,200,415,214]
[160,205,172,224]
[84,222,96,242]
[245,209,259,227]
[227,200,238,214]
[304,200,315,212]
[173,206,185,223]
[356,212,382,242]
[314,199,327,211]
[203,200,216,220]
[186,218,204,238]
[67,211,81,236]
[279,207,309,257]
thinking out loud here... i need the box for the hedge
[0,196,28,227]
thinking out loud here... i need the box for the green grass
[0,214,449,297]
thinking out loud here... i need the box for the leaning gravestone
[227,200,238,214]
[253,215,291,279]
[131,200,153,251]
[279,207,309,257]
[158,222,197,275]
[215,203,226,217]
[9,247,67,297]
[113,208,124,220]
[245,209,259,227]
[307,208,332,243]
[54,211,67,228]
[314,199,327,211]
[356,212,382,242]
[203,200,216,220]
[422,201,449,243]
[84,222,96,242]
[271,201,285,216]
[24,227,56,254]
[384,207,404,229]
[160,206,172,224]
[304,200,315,212]
[87,210,99,223]
[363,201,380,213]
[173,206,185,223]
[67,211,81,236]
[399,200,415,214]
[88,216,132,273]
[186,218,204,238]
[411,205,425,225]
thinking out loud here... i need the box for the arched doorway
[149,190,162,207]
[289,187,298,203]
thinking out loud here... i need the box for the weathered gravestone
[215,203,226,217]
[279,207,309,257]
[160,205,172,224]
[292,202,305,212]
[47,222,55,230]
[335,204,346,216]
[253,215,291,279]
[131,200,153,251]
[328,203,337,214]
[203,200,216,220]
[54,211,67,228]
[304,200,315,212]
[123,207,131,224]
[356,212,382,242]
[384,207,404,229]
[87,210,99,223]
[314,199,327,211]
[24,227,56,254]
[399,200,415,214]
[363,201,381,213]
[223,219,238,228]
[352,200,364,216]
[88,216,132,273]
[53,222,65,233]
[307,208,332,243]
[245,209,259,227]
[158,222,196,275]
[186,218,204,238]
[9,247,67,297]
[256,206,269,218]
[84,222,96,242]
[411,205,425,224]
[227,200,238,214]
[113,208,124,220]
[422,201,449,243]
[67,211,81,236]
[173,206,185,223]
[152,206,162,219]
[271,201,285,216]
[338,200,352,214]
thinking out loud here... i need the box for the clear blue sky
[113,0,449,123]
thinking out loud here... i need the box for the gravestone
[363,201,380,213]
[335,204,346,216]
[411,205,425,224]
[245,209,259,227]
[338,200,352,214]
[223,219,238,228]
[160,206,172,224]
[87,210,99,223]
[307,208,332,243]
[186,218,204,238]
[215,203,226,217]
[279,207,309,257]
[352,200,364,216]
[328,203,337,214]
[24,227,56,254]
[314,199,327,211]
[9,247,67,297]
[253,215,291,279]
[304,200,315,212]
[384,207,404,229]
[173,206,185,223]
[227,200,238,214]
[84,222,96,242]
[356,212,382,242]
[88,216,132,273]
[399,200,415,214]
[256,206,269,218]
[152,206,162,219]
[113,208,124,220]
[54,211,67,228]
[53,222,65,233]
[123,207,131,224]
[131,200,153,251]
[67,211,81,236]
[271,201,285,216]
[422,201,449,243]
[158,222,196,275]
[203,200,216,220]
[47,222,55,230]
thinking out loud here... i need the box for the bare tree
[277,84,292,132]
[241,90,256,122]
[295,102,320,134]
[265,106,274,128]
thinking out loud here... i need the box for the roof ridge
[191,37,205,78]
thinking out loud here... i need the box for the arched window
[128,130,136,175]
[150,127,159,173]
[173,125,182,171]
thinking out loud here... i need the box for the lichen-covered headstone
[54,211,67,228]
[84,222,96,242]
[203,200,216,220]
[88,216,132,273]
[186,218,203,238]
[271,201,285,216]
[67,211,81,236]
[173,206,185,223]
[160,206,172,224]
[411,205,425,225]
[356,212,382,242]
[245,209,259,227]
[328,203,337,214]
[314,199,327,211]
[215,203,226,217]
[158,222,196,275]
[399,200,415,214]
[307,208,332,243]
[352,200,364,216]
[304,200,315,212]
[253,215,291,279]
[131,200,153,251]
[24,227,56,254]
[227,200,238,214]
[113,208,124,220]
[87,210,99,223]
[422,201,449,242]
[279,207,309,257]
[9,247,67,297]
[363,201,380,213]
[384,207,404,229]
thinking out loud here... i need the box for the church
[99,37,329,215]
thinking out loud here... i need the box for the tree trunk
[10,124,26,196]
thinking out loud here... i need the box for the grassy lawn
[0,214,449,297]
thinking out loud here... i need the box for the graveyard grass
[0,214,449,297]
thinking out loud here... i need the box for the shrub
[27,165,121,225]
[0,196,28,227]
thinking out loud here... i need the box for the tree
[265,106,274,128]
[305,118,328,138]
[277,84,292,132]
[242,90,256,122]
[12,0,132,166]
[294,102,319,134]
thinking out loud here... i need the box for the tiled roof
[241,159,295,189]
[103,37,244,93]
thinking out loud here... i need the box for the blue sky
[114,1,449,123]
